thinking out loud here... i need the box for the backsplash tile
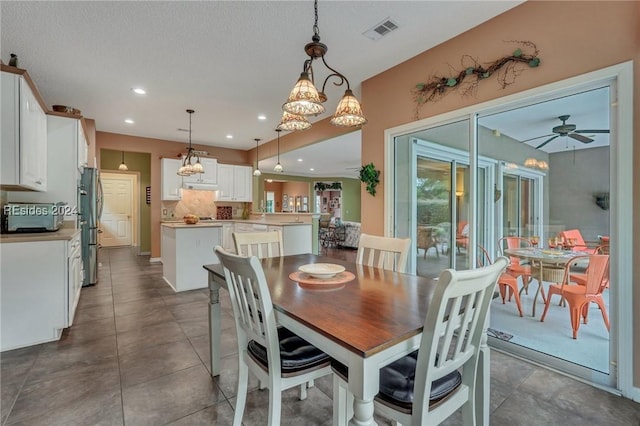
[160,190,246,220]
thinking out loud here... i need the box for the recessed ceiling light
[257,115,267,120]
[124,119,134,124]
[226,134,233,139]
[131,87,146,95]
[309,168,315,171]
[297,158,303,162]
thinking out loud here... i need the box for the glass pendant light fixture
[282,0,366,129]
[253,138,262,176]
[177,109,205,176]
[118,151,128,171]
[277,111,311,131]
[274,129,283,173]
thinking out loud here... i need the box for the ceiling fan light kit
[280,0,366,131]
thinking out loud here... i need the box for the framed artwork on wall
[283,194,289,212]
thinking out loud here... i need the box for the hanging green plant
[359,163,380,196]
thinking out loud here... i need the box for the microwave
[3,202,67,233]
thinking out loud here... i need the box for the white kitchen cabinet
[1,71,47,191]
[268,224,312,255]
[216,164,252,202]
[161,224,221,292]
[8,115,85,222]
[161,158,183,200]
[182,157,218,186]
[77,120,88,171]
[0,231,82,351]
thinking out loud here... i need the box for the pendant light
[274,129,283,173]
[118,151,128,171]
[281,0,366,129]
[253,138,262,176]
[177,109,205,176]
[277,111,311,131]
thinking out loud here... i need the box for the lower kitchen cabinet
[0,231,82,351]
[268,224,312,255]
[161,224,221,292]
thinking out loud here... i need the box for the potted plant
[359,163,380,196]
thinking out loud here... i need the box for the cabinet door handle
[35,180,42,185]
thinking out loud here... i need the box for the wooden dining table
[204,253,491,426]
[504,247,585,316]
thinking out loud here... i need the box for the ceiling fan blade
[568,133,594,143]
[520,133,555,143]
[574,129,609,134]
[535,135,560,149]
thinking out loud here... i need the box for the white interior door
[100,175,133,247]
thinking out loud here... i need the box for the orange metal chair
[478,245,523,317]
[569,245,609,288]
[540,254,610,339]
[498,236,533,293]
[558,229,598,254]
[455,221,469,253]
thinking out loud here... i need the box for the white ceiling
[479,87,610,154]
[0,0,522,163]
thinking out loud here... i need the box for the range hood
[182,181,218,191]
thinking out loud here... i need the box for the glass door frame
[383,62,634,397]
[497,163,545,242]
[410,138,497,273]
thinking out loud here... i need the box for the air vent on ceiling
[363,17,399,41]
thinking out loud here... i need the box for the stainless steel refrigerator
[80,168,103,287]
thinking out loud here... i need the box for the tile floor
[2,247,639,425]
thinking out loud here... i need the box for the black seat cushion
[332,351,462,413]
[248,327,330,374]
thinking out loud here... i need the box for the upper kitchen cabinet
[216,164,252,202]
[1,68,47,191]
[182,157,218,187]
[161,158,183,200]
[9,115,87,222]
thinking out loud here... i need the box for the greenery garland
[314,181,342,192]
[413,41,540,118]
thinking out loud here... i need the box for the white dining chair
[214,246,332,426]
[233,230,283,258]
[356,233,411,273]
[334,257,508,426]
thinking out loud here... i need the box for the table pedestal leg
[349,398,377,426]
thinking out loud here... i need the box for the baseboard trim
[149,257,162,264]
[139,251,150,256]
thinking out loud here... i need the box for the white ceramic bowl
[298,263,346,280]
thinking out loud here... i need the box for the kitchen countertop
[161,222,223,228]
[0,228,81,243]
[161,219,310,226]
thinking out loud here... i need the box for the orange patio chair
[455,221,469,253]
[569,245,609,289]
[478,245,523,317]
[558,229,598,254]
[540,254,610,339]
[498,236,533,294]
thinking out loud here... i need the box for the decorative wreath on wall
[412,41,541,118]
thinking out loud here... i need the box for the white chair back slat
[233,231,284,259]
[356,233,411,273]
[410,257,508,424]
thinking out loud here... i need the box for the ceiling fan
[522,115,609,149]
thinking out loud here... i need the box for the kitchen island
[161,222,222,292]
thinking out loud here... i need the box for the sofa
[341,221,361,249]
